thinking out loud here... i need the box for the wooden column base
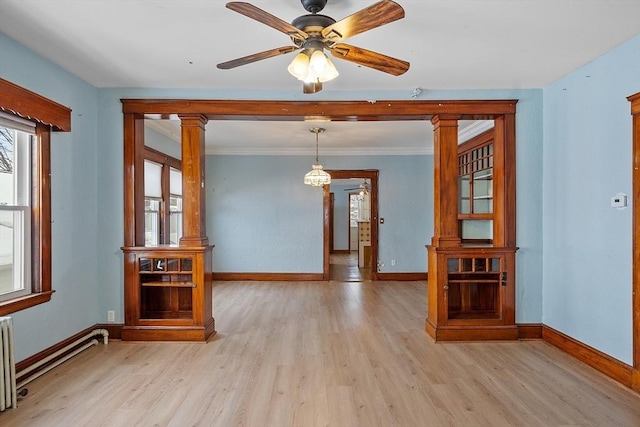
[122,318,216,342]
[633,368,640,392]
[426,319,519,341]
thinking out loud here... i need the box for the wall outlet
[107,310,115,322]
[391,259,396,266]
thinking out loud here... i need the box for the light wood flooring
[329,252,371,282]
[2,280,640,426]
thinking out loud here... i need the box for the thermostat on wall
[610,193,628,209]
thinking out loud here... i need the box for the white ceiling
[1,0,638,154]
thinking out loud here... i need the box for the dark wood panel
[121,99,517,121]
[212,272,324,281]
[542,325,633,388]
[628,92,640,385]
[517,323,543,339]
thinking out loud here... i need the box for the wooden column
[178,114,209,247]
[629,92,640,391]
[492,114,517,247]
[123,112,146,247]
[430,115,461,247]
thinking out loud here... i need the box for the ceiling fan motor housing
[291,14,336,32]
[301,0,327,13]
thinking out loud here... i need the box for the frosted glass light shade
[287,52,310,80]
[288,49,339,84]
[303,164,331,187]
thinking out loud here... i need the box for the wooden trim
[542,325,634,388]
[0,81,69,315]
[376,272,427,281]
[428,325,519,341]
[323,186,331,281]
[121,320,215,342]
[15,324,107,383]
[458,128,494,153]
[0,78,72,131]
[324,170,379,281]
[0,291,54,316]
[178,114,209,246]
[430,115,461,247]
[628,92,640,379]
[517,323,542,339]
[144,146,182,170]
[121,99,518,119]
[32,122,52,295]
[212,272,324,281]
[331,250,351,255]
[123,112,146,247]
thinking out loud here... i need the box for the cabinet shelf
[141,310,194,320]
[141,281,196,288]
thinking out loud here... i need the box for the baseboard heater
[0,317,108,411]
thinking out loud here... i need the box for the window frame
[143,147,182,246]
[0,125,33,302]
[0,78,71,315]
[457,128,495,244]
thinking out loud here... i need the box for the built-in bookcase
[122,246,215,341]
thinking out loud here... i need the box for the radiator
[0,316,17,411]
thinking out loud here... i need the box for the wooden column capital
[431,115,461,127]
[178,114,208,128]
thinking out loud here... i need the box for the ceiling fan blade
[217,46,299,69]
[226,2,308,42]
[321,0,405,43]
[330,43,409,76]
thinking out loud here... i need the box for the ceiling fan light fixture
[309,50,329,74]
[287,51,310,80]
[289,48,339,85]
[306,50,339,83]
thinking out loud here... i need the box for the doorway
[323,169,379,281]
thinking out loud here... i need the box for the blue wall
[207,155,433,273]
[0,33,100,361]
[542,35,640,364]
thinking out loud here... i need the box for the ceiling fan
[344,179,370,195]
[217,0,410,93]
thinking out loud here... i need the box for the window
[0,78,70,315]
[0,122,33,302]
[143,149,182,246]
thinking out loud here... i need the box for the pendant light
[303,127,331,187]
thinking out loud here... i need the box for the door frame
[323,169,379,280]
[629,92,640,389]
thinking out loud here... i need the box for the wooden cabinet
[427,114,517,341]
[122,245,215,341]
[426,246,517,340]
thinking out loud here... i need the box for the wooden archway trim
[324,170,379,281]
[628,92,640,390]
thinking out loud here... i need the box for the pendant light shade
[304,127,331,187]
